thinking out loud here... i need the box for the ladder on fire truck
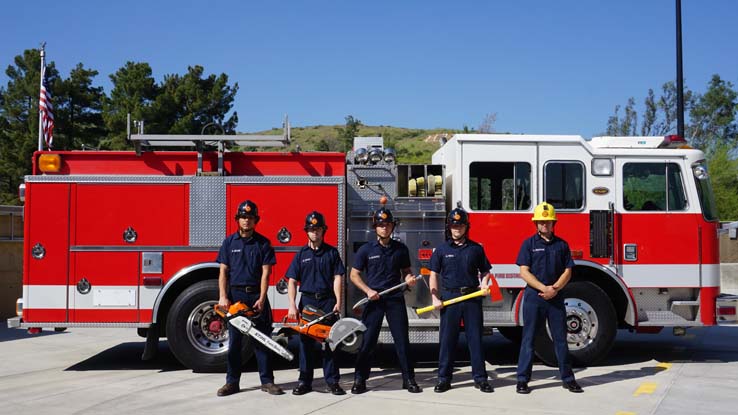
[126,114,292,176]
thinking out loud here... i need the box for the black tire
[497,327,523,344]
[534,281,617,367]
[166,280,254,372]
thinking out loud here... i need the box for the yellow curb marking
[633,382,658,396]
[615,412,636,415]
[656,362,672,370]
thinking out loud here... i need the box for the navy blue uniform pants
[298,296,340,386]
[517,291,574,382]
[354,296,415,382]
[226,289,274,386]
[438,294,488,383]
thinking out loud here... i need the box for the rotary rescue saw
[214,302,295,361]
[277,305,367,353]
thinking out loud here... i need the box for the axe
[415,275,503,315]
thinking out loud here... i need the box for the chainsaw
[277,304,366,353]
[214,302,294,361]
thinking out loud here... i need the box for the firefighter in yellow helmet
[515,202,582,394]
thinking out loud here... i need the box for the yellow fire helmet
[531,202,557,221]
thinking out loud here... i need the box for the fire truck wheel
[166,280,255,372]
[497,327,522,344]
[534,281,617,367]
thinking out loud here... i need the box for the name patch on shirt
[444,254,456,258]
[368,255,381,260]
[301,258,312,263]
[532,248,545,252]
[231,249,242,253]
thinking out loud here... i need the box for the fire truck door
[24,183,71,323]
[69,183,188,323]
[615,159,693,286]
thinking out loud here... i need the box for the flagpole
[38,43,46,151]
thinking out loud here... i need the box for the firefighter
[515,202,583,394]
[429,207,493,393]
[349,206,422,394]
[216,200,284,397]
[286,211,347,396]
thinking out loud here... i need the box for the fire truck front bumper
[7,316,21,328]
[716,294,738,325]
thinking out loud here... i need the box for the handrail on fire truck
[125,114,292,175]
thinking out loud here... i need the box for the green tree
[101,62,159,149]
[708,145,738,221]
[688,75,738,156]
[605,76,738,220]
[606,82,695,137]
[155,65,238,135]
[56,63,105,150]
[335,115,362,152]
[315,139,331,151]
[0,49,60,204]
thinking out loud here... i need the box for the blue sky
[3,1,737,138]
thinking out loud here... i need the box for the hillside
[249,124,460,164]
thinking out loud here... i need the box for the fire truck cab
[9,126,738,371]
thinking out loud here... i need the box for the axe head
[487,275,503,302]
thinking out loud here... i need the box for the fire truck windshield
[693,162,719,221]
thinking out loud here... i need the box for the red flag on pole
[39,67,54,150]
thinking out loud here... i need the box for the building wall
[0,241,22,318]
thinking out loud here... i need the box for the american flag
[39,67,54,149]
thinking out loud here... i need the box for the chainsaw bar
[229,315,294,361]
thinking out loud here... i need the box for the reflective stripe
[480,263,720,288]
[23,285,161,310]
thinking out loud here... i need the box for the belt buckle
[460,287,475,295]
[315,292,327,300]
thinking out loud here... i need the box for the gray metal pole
[676,0,685,138]
[38,43,46,151]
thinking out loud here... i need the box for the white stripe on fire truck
[487,263,720,288]
[23,285,161,310]
[24,285,288,311]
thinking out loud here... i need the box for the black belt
[457,286,478,295]
[301,291,334,300]
[231,285,259,293]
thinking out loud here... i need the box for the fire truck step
[638,311,702,326]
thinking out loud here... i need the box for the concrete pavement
[2,324,738,414]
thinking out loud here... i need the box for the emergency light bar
[659,135,689,148]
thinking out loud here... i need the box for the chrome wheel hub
[186,300,229,355]
[563,298,598,351]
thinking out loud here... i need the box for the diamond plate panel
[378,327,440,344]
[347,165,398,201]
[190,177,226,246]
[640,311,701,326]
[483,310,516,324]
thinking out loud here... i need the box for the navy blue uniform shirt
[216,231,276,286]
[430,239,491,289]
[285,243,346,294]
[516,233,574,287]
[352,239,411,295]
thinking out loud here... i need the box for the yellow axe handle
[415,288,489,315]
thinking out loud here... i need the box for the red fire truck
[9,123,738,371]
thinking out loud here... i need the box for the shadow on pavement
[62,326,738,380]
[0,325,66,343]
[66,341,185,372]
